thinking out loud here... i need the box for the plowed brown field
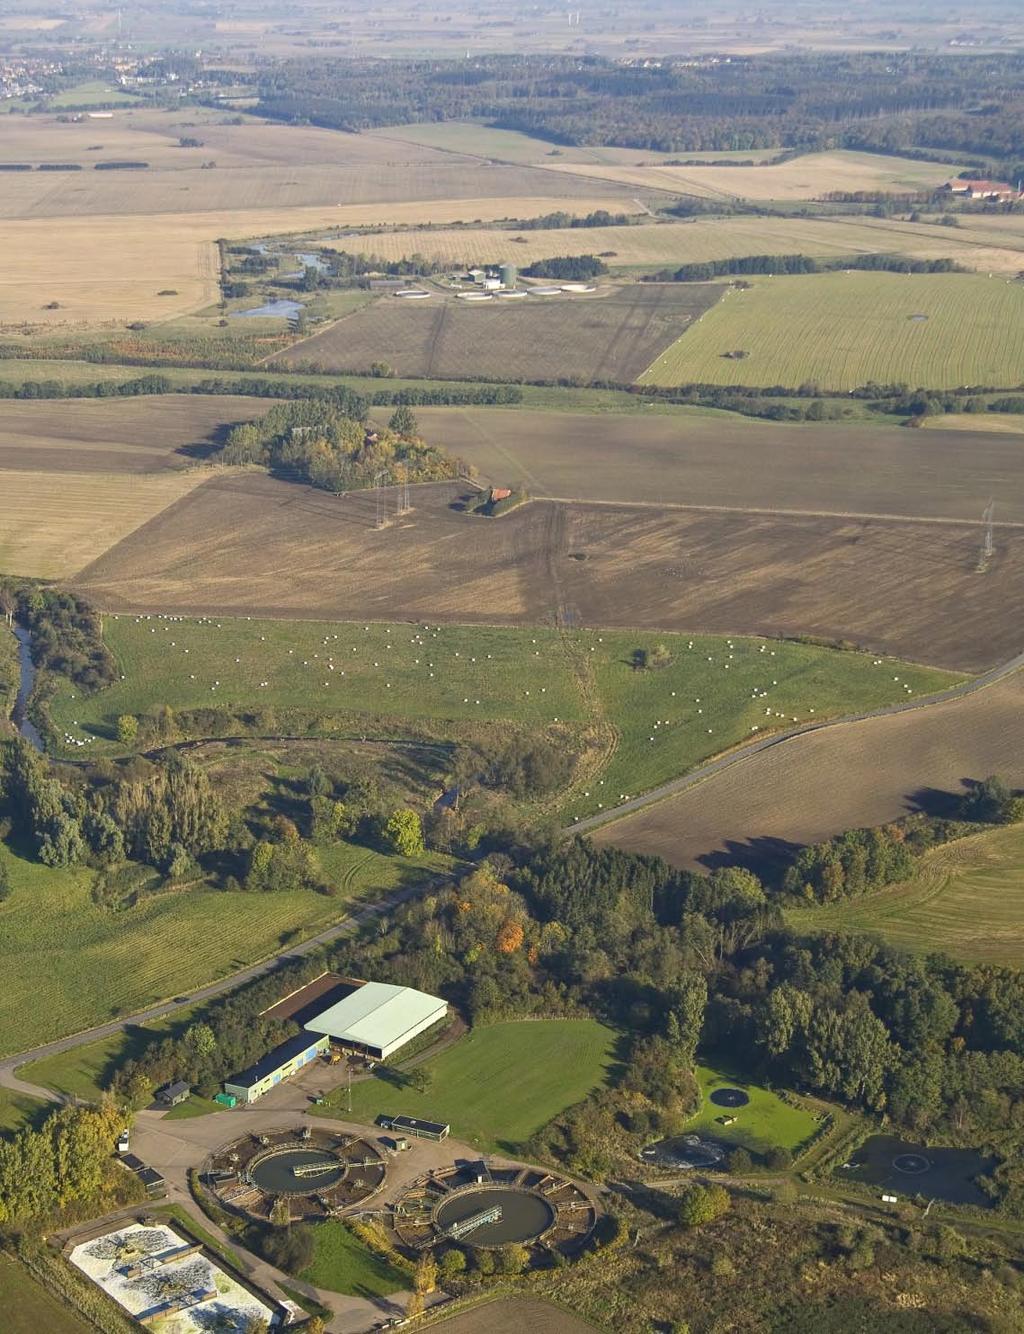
[0,394,274,473]
[593,670,1024,871]
[273,284,718,383]
[400,406,1024,523]
[70,477,1024,672]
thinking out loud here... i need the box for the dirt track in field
[593,670,1024,871]
[0,394,273,473]
[70,476,1024,672]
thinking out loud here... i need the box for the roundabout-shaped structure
[206,1127,387,1222]
[393,1163,598,1257]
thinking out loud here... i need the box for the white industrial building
[305,981,448,1061]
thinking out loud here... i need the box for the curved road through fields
[568,649,1024,839]
[4,652,1023,1102]
[0,875,454,1103]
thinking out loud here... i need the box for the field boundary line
[534,494,1024,530]
[565,652,1024,838]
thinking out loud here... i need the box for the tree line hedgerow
[651,253,965,283]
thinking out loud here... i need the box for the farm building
[941,178,1020,201]
[223,1031,330,1104]
[304,981,448,1061]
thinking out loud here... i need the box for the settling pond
[837,1134,996,1207]
[640,1134,726,1170]
[435,1187,555,1246]
[250,1147,346,1196]
[230,298,303,320]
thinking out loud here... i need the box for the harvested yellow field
[370,120,782,167]
[0,15,64,28]
[545,150,964,200]
[922,414,1024,435]
[0,468,211,578]
[0,160,630,221]
[0,196,634,326]
[0,215,219,325]
[322,214,1024,274]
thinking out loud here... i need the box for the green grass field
[0,840,450,1058]
[301,1220,406,1297]
[317,1020,618,1153]
[787,823,1024,965]
[686,1065,819,1155]
[0,1088,47,1136]
[566,632,955,822]
[49,81,141,108]
[162,1093,229,1120]
[19,1032,138,1104]
[639,272,1024,391]
[0,1253,93,1334]
[49,617,957,827]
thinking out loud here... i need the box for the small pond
[230,298,303,320]
[837,1134,995,1208]
[294,251,329,271]
[640,1134,726,1170]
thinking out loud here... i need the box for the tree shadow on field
[904,783,969,819]
[175,422,236,462]
[698,835,803,882]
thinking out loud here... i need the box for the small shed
[390,1114,450,1142]
[156,1080,191,1107]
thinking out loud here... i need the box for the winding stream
[11,625,43,751]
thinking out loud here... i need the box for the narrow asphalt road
[567,649,1024,837]
[0,874,455,1102]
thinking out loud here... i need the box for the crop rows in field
[274,284,719,382]
[408,405,1024,522]
[640,271,1024,390]
[0,468,209,579]
[0,394,271,474]
[787,823,1024,965]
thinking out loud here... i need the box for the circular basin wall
[434,1188,555,1247]
[250,1148,345,1196]
[708,1087,750,1109]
